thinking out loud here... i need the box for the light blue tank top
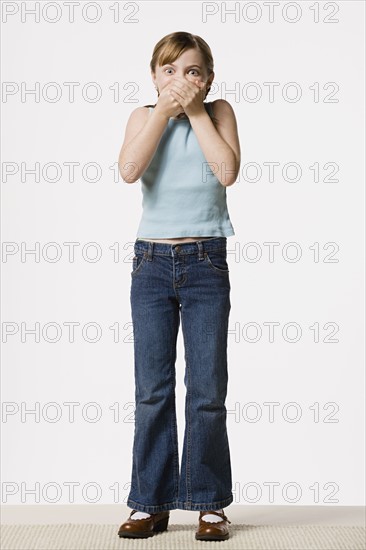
[136,101,235,239]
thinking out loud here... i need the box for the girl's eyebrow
[163,63,202,69]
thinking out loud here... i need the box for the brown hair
[149,31,214,103]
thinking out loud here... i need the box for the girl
[117,31,240,541]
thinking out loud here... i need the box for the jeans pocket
[204,250,229,274]
[131,252,147,276]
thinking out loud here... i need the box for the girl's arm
[118,107,169,183]
[189,99,241,187]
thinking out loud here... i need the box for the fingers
[165,78,206,102]
[171,77,204,91]
[170,89,184,103]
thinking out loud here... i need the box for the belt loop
[197,240,204,261]
[147,241,153,261]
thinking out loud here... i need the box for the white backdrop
[2,1,365,507]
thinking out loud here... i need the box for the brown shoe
[195,510,231,541]
[117,509,170,538]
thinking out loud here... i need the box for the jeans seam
[169,324,179,501]
[180,309,192,504]
[186,324,192,503]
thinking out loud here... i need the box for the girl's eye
[164,68,200,75]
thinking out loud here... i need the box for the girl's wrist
[187,106,208,121]
[153,107,170,122]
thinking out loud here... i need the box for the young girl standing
[117,31,240,541]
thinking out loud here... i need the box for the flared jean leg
[176,268,233,511]
[126,267,181,513]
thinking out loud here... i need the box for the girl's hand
[154,81,186,120]
[168,77,207,118]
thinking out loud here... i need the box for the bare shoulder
[210,99,241,182]
[126,105,151,127]
[119,106,151,153]
[210,99,238,125]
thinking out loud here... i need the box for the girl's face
[152,48,214,97]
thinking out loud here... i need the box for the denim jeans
[126,236,233,513]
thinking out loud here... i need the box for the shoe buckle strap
[200,510,231,524]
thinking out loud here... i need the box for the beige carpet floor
[1,523,365,549]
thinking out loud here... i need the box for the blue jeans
[126,237,233,513]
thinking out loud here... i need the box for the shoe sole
[195,532,229,541]
[118,516,169,538]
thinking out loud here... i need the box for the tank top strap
[205,101,213,117]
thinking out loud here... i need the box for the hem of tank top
[136,229,235,240]
[136,236,218,241]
